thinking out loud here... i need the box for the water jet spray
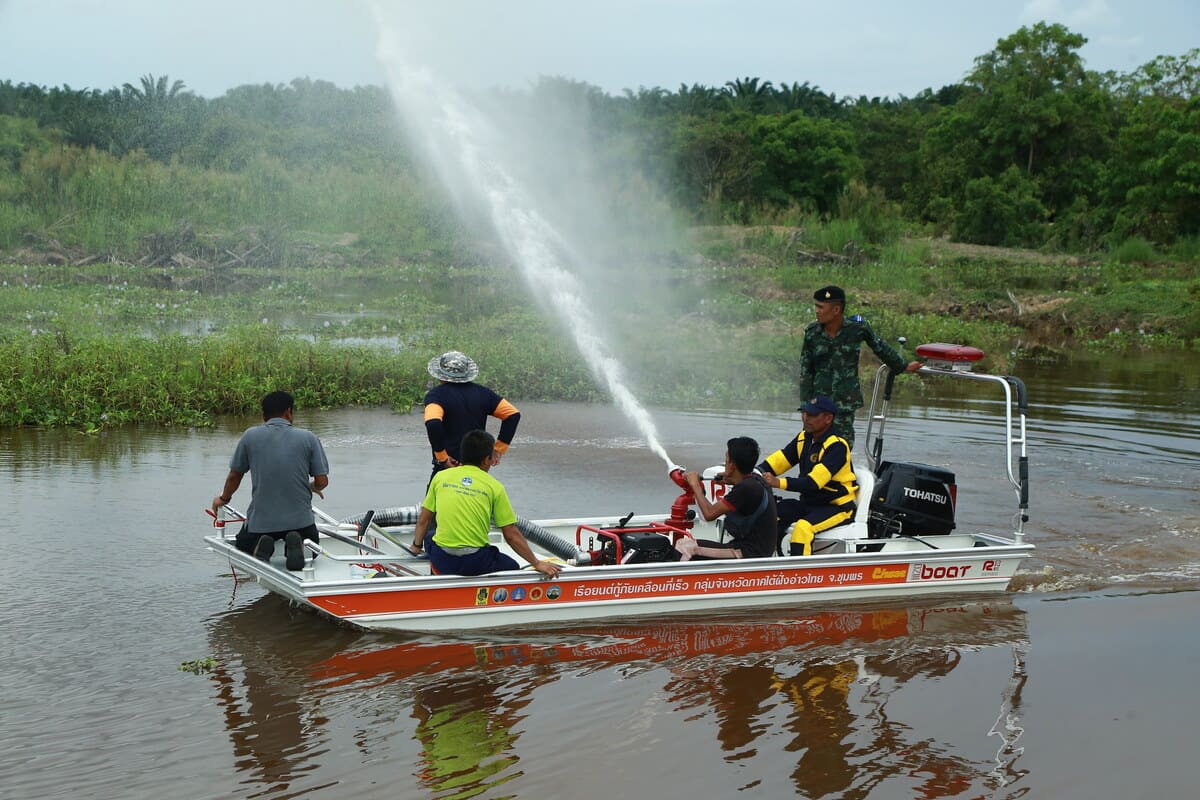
[371,8,679,469]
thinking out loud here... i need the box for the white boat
[204,343,1033,632]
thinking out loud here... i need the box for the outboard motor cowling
[867,461,957,538]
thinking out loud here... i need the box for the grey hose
[341,505,421,528]
[342,507,587,566]
[517,518,588,565]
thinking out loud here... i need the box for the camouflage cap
[813,285,846,303]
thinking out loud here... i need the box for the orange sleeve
[493,399,519,419]
[423,403,445,422]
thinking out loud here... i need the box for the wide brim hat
[427,351,478,383]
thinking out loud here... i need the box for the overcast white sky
[0,0,1195,99]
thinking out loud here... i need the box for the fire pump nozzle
[668,465,689,489]
[666,465,696,530]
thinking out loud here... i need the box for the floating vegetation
[178,656,218,674]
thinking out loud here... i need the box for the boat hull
[206,531,1031,632]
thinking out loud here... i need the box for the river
[1,350,1197,799]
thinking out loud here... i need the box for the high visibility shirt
[422,465,517,549]
[758,430,857,506]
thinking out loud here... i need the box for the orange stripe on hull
[307,563,915,620]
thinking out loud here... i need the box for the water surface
[0,350,1197,798]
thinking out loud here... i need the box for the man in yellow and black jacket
[757,395,858,556]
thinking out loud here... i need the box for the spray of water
[371,11,677,469]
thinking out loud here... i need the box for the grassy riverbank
[1,228,1197,429]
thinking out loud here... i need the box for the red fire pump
[575,466,699,565]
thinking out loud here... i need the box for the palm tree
[673,83,724,115]
[722,77,774,112]
[624,86,671,117]
[776,81,840,117]
[117,74,197,161]
[121,74,191,106]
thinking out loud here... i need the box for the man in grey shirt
[212,391,330,570]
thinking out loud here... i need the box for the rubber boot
[284,531,305,571]
[789,541,810,557]
[253,534,275,562]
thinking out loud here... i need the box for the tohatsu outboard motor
[867,461,957,539]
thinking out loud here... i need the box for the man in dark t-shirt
[423,351,521,485]
[679,436,777,560]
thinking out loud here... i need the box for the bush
[1110,236,1157,264]
[836,180,905,245]
[952,167,1047,247]
[807,218,864,254]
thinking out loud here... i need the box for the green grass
[0,327,429,429]
[1,212,1197,429]
[1110,236,1158,264]
[0,146,464,260]
[1168,235,1200,262]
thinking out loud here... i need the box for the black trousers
[234,523,319,554]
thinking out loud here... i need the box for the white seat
[854,467,876,524]
[806,465,874,554]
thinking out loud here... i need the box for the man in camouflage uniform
[799,286,921,449]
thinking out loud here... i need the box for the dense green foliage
[1,25,1197,253]
[2,241,1195,429]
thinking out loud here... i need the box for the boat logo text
[902,486,948,504]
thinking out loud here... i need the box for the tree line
[1,22,1197,256]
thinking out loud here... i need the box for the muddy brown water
[1,351,1197,799]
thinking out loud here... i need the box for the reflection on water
[408,673,528,797]
[199,598,1028,799]
[205,601,363,793]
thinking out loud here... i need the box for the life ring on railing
[915,343,985,372]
